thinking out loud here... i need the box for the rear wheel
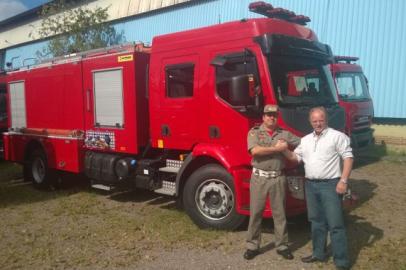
[24,149,56,189]
[183,164,246,230]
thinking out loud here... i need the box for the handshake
[274,139,289,152]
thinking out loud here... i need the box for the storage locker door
[93,69,124,127]
[9,81,27,129]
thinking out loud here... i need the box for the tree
[32,0,124,57]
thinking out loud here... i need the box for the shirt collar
[312,127,329,138]
[259,124,280,134]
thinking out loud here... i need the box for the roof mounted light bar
[249,1,311,26]
[334,56,359,64]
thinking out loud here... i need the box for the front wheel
[183,164,246,230]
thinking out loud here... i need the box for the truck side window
[165,63,194,98]
[214,52,260,106]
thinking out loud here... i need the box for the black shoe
[301,254,325,263]
[336,266,350,270]
[243,249,259,260]
[276,248,294,260]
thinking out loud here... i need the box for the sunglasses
[264,112,278,117]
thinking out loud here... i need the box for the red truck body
[331,56,374,147]
[0,73,8,156]
[2,2,345,229]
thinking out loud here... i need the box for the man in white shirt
[282,106,353,270]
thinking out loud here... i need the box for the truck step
[158,159,183,174]
[91,184,114,191]
[158,166,180,173]
[154,181,176,196]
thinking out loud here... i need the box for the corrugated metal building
[1,0,405,119]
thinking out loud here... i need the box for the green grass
[360,144,406,157]
[354,144,406,168]
[0,161,22,181]
[0,160,230,269]
[1,158,405,269]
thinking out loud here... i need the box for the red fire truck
[2,2,344,229]
[0,72,8,156]
[331,56,374,148]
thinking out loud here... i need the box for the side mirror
[210,55,227,67]
[228,74,255,106]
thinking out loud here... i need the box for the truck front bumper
[351,128,374,148]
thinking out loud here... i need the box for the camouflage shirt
[247,124,300,171]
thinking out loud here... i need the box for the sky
[0,0,50,22]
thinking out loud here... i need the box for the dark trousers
[305,178,350,268]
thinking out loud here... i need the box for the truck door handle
[86,89,91,112]
[209,126,220,139]
[161,124,170,137]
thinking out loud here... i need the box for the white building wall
[0,0,189,50]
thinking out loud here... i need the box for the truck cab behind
[0,73,7,157]
[331,56,374,148]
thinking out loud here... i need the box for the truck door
[152,55,200,150]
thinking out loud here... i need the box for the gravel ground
[1,157,405,270]
[136,158,406,270]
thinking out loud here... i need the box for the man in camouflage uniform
[244,104,300,260]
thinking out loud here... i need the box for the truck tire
[24,149,56,189]
[183,164,246,230]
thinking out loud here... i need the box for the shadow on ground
[346,213,383,265]
[0,161,90,208]
[251,213,310,255]
[353,144,387,168]
[344,178,383,265]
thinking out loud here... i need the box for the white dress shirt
[294,127,353,180]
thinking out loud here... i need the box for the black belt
[305,177,340,182]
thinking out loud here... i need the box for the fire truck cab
[331,56,374,148]
[0,72,7,156]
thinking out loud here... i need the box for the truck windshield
[269,56,338,106]
[335,72,371,101]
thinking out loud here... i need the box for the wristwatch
[340,179,348,184]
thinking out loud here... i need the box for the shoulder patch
[249,126,259,135]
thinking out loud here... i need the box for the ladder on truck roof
[7,42,151,72]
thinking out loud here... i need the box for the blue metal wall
[5,41,48,68]
[4,0,406,118]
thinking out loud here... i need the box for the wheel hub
[196,180,234,220]
[32,157,46,184]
